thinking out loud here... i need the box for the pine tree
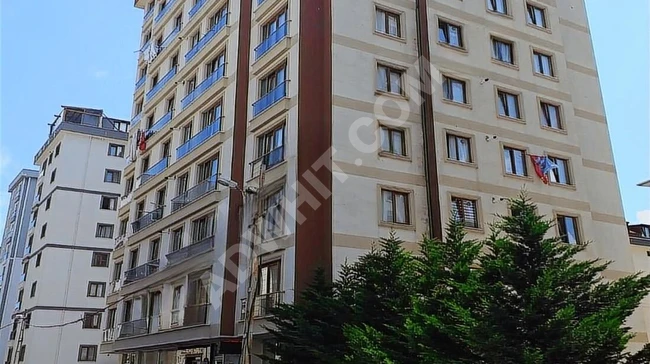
[471,194,650,364]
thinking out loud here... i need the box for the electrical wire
[30,317,84,329]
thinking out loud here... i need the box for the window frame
[91,252,110,268]
[496,88,523,120]
[379,187,413,227]
[104,169,121,184]
[379,125,408,157]
[539,99,564,131]
[547,155,572,186]
[29,281,37,298]
[442,75,469,105]
[486,0,510,16]
[450,195,481,229]
[108,144,125,157]
[87,282,106,298]
[376,63,405,96]
[437,18,464,49]
[445,132,474,165]
[555,213,581,245]
[78,345,98,362]
[95,224,115,239]
[100,196,118,211]
[374,6,403,39]
[526,2,548,29]
[532,49,556,78]
[82,312,102,329]
[491,36,516,66]
[502,144,529,177]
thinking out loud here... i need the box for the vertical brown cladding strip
[221,0,253,336]
[415,0,443,240]
[295,0,334,296]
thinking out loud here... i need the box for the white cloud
[637,210,650,225]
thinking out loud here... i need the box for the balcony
[109,279,122,294]
[240,291,284,319]
[146,66,177,100]
[154,0,176,23]
[139,157,169,185]
[188,0,206,18]
[250,146,285,178]
[32,195,40,207]
[183,303,210,326]
[131,113,143,127]
[156,25,181,55]
[143,7,154,21]
[166,235,215,266]
[102,328,116,343]
[140,40,151,55]
[135,75,146,91]
[181,66,225,110]
[146,110,173,136]
[171,177,218,213]
[255,22,288,60]
[124,260,160,284]
[185,16,227,63]
[131,207,163,234]
[118,318,149,338]
[257,0,266,5]
[176,121,222,160]
[253,81,287,117]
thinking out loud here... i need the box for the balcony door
[185,272,210,326]
[257,125,285,169]
[191,215,214,244]
[259,65,286,98]
[148,291,162,333]
[196,157,219,183]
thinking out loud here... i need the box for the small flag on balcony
[530,155,558,184]
[138,130,147,152]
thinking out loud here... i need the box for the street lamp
[217,178,258,197]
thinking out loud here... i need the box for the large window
[260,64,287,98]
[503,146,527,176]
[548,156,571,185]
[381,189,410,225]
[438,20,463,48]
[526,3,547,28]
[497,90,521,119]
[442,76,468,104]
[261,9,288,42]
[376,64,403,95]
[191,215,214,243]
[491,37,514,64]
[257,125,285,169]
[200,102,223,130]
[446,134,472,163]
[171,227,184,252]
[557,215,580,245]
[540,102,562,130]
[379,126,406,156]
[262,189,284,240]
[375,7,401,37]
[533,51,554,77]
[171,286,182,325]
[451,197,479,228]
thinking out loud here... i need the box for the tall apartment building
[101,0,647,362]
[0,170,38,358]
[4,107,128,364]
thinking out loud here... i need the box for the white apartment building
[0,169,38,359]
[100,0,648,363]
[5,107,128,364]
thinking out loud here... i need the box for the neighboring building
[0,169,38,359]
[4,107,128,364]
[101,0,646,362]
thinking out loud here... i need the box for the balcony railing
[143,7,154,21]
[102,328,116,343]
[166,235,215,265]
[118,318,149,338]
[154,0,176,23]
[188,0,206,18]
[176,120,222,160]
[109,279,122,294]
[157,25,181,54]
[250,146,285,178]
[255,22,288,60]
[183,303,210,326]
[257,0,266,5]
[131,207,163,233]
[253,81,287,117]
[140,40,151,54]
[135,75,146,91]
[181,66,225,110]
[240,291,284,319]
[124,259,160,284]
[139,157,169,185]
[146,66,177,100]
[146,110,173,135]
[185,16,228,62]
[171,177,217,213]
[131,112,143,127]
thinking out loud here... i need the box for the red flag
[138,130,146,152]
[530,155,549,184]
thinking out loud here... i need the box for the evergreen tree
[471,194,650,364]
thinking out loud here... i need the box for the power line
[30,317,83,329]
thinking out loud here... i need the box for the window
[261,9,288,42]
[491,37,514,64]
[533,51,554,77]
[118,218,128,237]
[196,157,219,182]
[171,286,182,325]
[209,4,228,28]
[503,146,527,176]
[260,64,287,98]
[87,282,106,298]
[438,20,463,48]
[50,169,56,183]
[206,52,226,77]
[497,90,521,119]
[376,64,403,95]
[146,114,155,129]
[548,156,571,185]
[91,252,110,267]
[171,227,184,252]
[442,76,468,104]
[181,123,193,144]
[123,300,133,322]
[447,134,472,163]
[113,262,123,282]
[18,345,25,362]
[150,74,160,89]
[381,189,410,225]
[78,345,98,361]
[107,308,117,329]
[40,224,47,238]
[141,156,150,174]
[16,289,23,310]
[35,253,41,267]
[177,173,189,195]
[200,102,223,130]
[186,75,197,96]
[540,102,562,129]
[128,249,139,269]
[6,347,12,363]
[82,313,102,329]
[257,125,285,169]
[557,215,580,245]
[149,238,160,261]
[259,261,281,313]
[100,196,118,210]
[451,197,479,228]
[30,282,37,297]
[125,176,134,195]
[190,30,201,49]
[104,170,121,183]
[487,0,508,14]
[166,97,175,114]
[108,144,125,157]
[191,215,214,243]
[526,3,547,28]
[96,224,114,239]
[45,197,51,210]
[174,13,182,30]
[55,143,61,156]
[375,8,401,37]
[262,190,284,240]
[156,187,166,207]
[379,126,406,156]
[48,153,53,165]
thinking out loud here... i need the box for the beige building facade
[101,0,647,362]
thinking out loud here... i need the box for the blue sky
[0,1,648,232]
